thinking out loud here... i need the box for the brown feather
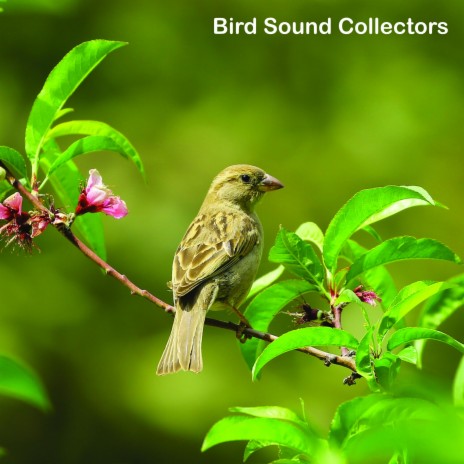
[172,212,260,297]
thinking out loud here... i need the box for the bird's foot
[236,321,252,343]
[227,304,252,329]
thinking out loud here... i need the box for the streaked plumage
[157,164,283,375]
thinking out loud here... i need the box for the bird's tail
[156,298,207,375]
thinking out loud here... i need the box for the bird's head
[205,165,284,212]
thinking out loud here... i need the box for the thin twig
[4,167,173,312]
[206,319,356,371]
[3,165,358,374]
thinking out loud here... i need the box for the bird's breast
[213,239,263,309]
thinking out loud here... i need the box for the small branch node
[324,354,338,367]
[343,372,362,386]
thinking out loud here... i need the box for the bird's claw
[236,321,252,343]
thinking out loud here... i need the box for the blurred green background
[1,0,463,462]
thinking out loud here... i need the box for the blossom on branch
[75,169,128,219]
[354,285,382,307]
[0,192,50,250]
[0,192,32,249]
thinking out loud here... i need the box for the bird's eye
[240,174,251,184]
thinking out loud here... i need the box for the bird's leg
[231,306,251,327]
[226,304,252,342]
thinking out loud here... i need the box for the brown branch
[5,167,173,312]
[207,319,356,371]
[3,165,357,375]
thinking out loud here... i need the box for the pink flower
[354,285,382,307]
[75,169,128,219]
[0,192,34,250]
[0,192,50,250]
[0,192,22,220]
[30,212,50,238]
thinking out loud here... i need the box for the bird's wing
[172,211,259,297]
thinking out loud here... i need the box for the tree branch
[3,165,357,375]
[207,318,356,371]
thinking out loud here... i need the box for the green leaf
[25,40,127,172]
[415,274,464,365]
[323,186,436,272]
[269,228,324,286]
[351,396,439,428]
[373,352,401,390]
[246,265,285,301]
[46,135,131,176]
[40,140,80,207]
[344,422,463,464]
[230,406,306,426]
[329,394,387,447]
[0,146,28,179]
[0,355,50,411]
[378,281,447,340]
[252,327,359,380]
[40,140,106,259]
[244,440,276,462]
[270,458,309,464]
[363,266,398,310]
[453,356,464,408]
[241,280,317,370]
[335,289,362,306]
[46,120,144,177]
[53,107,74,122]
[202,416,321,456]
[397,346,418,365]
[244,440,311,463]
[347,237,461,282]
[340,239,364,264]
[363,266,398,308]
[356,328,381,392]
[361,225,383,243]
[387,328,464,355]
[295,222,324,252]
[355,328,375,379]
[388,451,410,464]
[342,396,454,462]
[342,239,398,309]
[333,268,348,292]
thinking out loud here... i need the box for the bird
[156,164,283,375]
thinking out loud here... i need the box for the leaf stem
[332,301,351,357]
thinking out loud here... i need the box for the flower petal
[86,185,110,205]
[0,204,10,220]
[76,169,128,219]
[102,197,128,219]
[3,192,22,214]
[86,169,103,192]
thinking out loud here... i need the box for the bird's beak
[259,173,284,192]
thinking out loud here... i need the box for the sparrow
[156,164,283,375]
